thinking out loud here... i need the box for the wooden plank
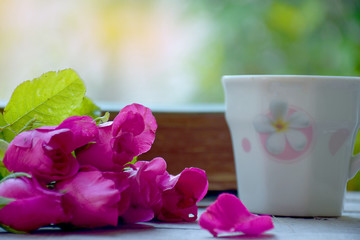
[139,112,236,191]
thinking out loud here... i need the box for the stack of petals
[0,103,208,232]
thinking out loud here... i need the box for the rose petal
[11,130,34,148]
[156,168,208,222]
[134,157,168,178]
[120,206,155,223]
[112,103,157,159]
[114,111,145,136]
[43,128,75,153]
[110,132,140,164]
[102,171,131,216]
[199,193,274,237]
[169,168,208,202]
[76,122,121,171]
[114,103,157,135]
[55,167,121,228]
[57,115,98,149]
[120,158,168,223]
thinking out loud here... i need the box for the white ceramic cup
[223,75,360,217]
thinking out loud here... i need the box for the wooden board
[139,112,236,191]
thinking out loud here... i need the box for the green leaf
[0,113,8,127]
[0,223,27,234]
[94,112,110,124]
[0,161,10,180]
[129,156,138,165]
[0,113,15,143]
[0,139,8,160]
[123,157,138,170]
[3,69,86,135]
[70,96,101,119]
[0,112,6,128]
[0,172,32,184]
[16,118,37,135]
[125,156,138,166]
[0,139,10,179]
[0,196,15,210]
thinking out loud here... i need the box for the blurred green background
[186,0,360,102]
[1,0,359,105]
[0,0,360,189]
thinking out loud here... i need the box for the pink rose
[120,157,170,223]
[0,176,69,232]
[199,193,274,237]
[55,166,121,228]
[3,116,98,183]
[4,128,79,183]
[76,103,157,171]
[112,103,157,160]
[156,168,208,222]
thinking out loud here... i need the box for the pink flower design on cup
[253,100,313,161]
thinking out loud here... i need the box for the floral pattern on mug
[253,99,313,161]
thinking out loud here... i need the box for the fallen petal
[199,193,273,237]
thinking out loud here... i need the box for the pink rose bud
[0,176,69,232]
[157,168,208,222]
[112,103,157,159]
[4,128,79,183]
[3,116,98,183]
[76,103,157,171]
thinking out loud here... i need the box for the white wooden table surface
[1,192,359,240]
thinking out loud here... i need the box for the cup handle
[349,154,360,179]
